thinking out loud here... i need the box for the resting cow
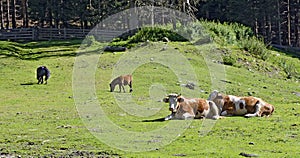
[207,90,274,118]
[109,74,133,93]
[163,93,220,120]
[37,66,50,84]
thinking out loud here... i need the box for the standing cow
[37,66,50,84]
[109,74,133,93]
[163,93,221,120]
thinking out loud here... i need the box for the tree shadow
[22,40,83,49]
[0,48,103,60]
[271,44,300,59]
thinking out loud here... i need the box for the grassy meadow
[0,37,299,158]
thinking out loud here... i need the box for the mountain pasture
[0,40,299,157]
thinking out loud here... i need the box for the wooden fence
[0,28,123,41]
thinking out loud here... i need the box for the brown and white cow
[207,90,275,118]
[163,93,221,120]
[109,74,133,93]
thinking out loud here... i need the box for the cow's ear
[178,97,184,102]
[163,97,169,103]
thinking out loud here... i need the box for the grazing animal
[109,75,133,93]
[36,66,50,84]
[207,90,274,117]
[163,93,220,120]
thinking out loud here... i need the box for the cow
[163,93,221,120]
[109,74,133,93]
[37,66,50,84]
[207,90,275,118]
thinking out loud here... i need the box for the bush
[222,54,237,66]
[239,37,269,60]
[128,27,187,43]
[82,35,97,47]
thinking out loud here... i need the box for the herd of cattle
[36,68,275,120]
[163,91,274,120]
[108,74,275,120]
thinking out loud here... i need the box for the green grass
[0,40,299,157]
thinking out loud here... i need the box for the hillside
[0,22,299,157]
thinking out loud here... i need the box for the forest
[0,0,299,47]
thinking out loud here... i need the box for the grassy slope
[0,40,299,157]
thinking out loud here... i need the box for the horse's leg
[122,85,125,92]
[41,76,44,84]
[118,84,122,92]
[129,81,133,92]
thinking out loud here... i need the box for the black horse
[37,66,50,84]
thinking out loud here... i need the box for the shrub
[222,54,237,66]
[239,37,269,60]
[278,58,299,79]
[128,26,187,43]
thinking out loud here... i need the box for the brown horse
[109,75,133,93]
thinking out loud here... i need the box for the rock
[104,46,126,52]
[239,152,259,157]
[292,92,300,97]
[249,142,255,145]
[185,82,195,90]
[173,153,187,157]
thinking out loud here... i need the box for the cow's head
[163,93,184,112]
[207,90,220,101]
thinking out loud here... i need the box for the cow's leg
[209,101,220,120]
[164,113,175,120]
[245,103,262,118]
[244,113,258,118]
[183,113,195,120]
[221,111,228,116]
[221,111,233,117]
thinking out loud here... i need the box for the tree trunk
[21,0,28,27]
[0,0,4,29]
[287,0,291,46]
[11,0,16,28]
[48,0,53,28]
[277,0,282,45]
[6,0,9,29]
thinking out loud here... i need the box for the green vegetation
[0,21,299,157]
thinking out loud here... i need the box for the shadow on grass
[271,44,300,59]
[0,48,103,60]
[20,82,36,85]
[142,117,166,122]
[22,40,83,49]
